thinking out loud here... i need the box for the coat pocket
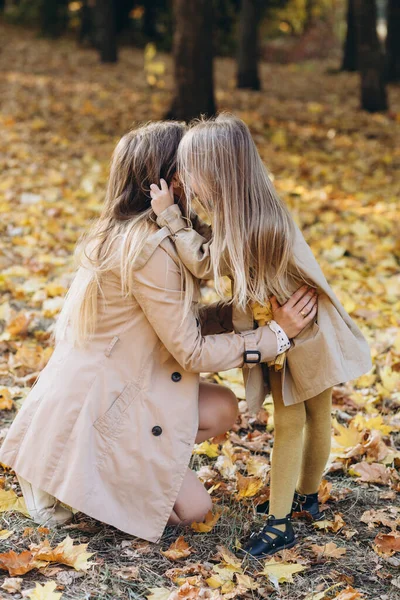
[93,381,141,439]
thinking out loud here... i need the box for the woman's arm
[130,244,278,373]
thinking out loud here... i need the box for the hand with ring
[269,284,318,339]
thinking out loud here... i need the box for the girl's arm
[155,203,229,280]
[156,203,232,334]
[150,179,228,280]
[130,244,278,373]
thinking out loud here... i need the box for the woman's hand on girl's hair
[150,179,175,216]
[269,285,318,340]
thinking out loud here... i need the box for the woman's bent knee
[218,387,239,428]
[174,493,212,525]
[171,468,213,525]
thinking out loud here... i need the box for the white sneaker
[17,474,74,527]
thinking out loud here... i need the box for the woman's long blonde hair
[178,112,315,309]
[55,120,193,346]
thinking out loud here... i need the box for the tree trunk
[386,0,400,82]
[341,0,357,71]
[354,0,387,112]
[78,0,95,45]
[143,1,157,39]
[40,0,69,38]
[167,0,215,121]
[96,0,118,63]
[304,0,314,31]
[237,0,261,90]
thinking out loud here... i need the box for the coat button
[171,372,182,382]
[152,426,162,436]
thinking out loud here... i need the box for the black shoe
[292,491,324,521]
[256,490,324,521]
[238,514,296,558]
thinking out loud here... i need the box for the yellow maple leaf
[25,581,62,600]
[0,488,29,516]
[353,414,392,436]
[259,559,307,584]
[332,419,364,449]
[378,366,400,394]
[193,440,219,458]
[236,472,264,499]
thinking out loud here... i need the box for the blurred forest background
[0,0,399,117]
[0,2,399,600]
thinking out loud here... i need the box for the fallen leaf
[214,545,242,570]
[234,572,258,589]
[334,586,365,600]
[311,542,346,559]
[332,419,364,450]
[0,549,47,576]
[0,388,14,410]
[146,588,173,600]
[0,529,14,539]
[373,532,400,556]
[30,536,95,571]
[360,508,399,531]
[259,558,307,585]
[318,479,333,504]
[113,565,140,580]
[245,455,270,479]
[191,510,221,533]
[235,472,264,499]
[1,577,23,593]
[161,536,192,561]
[350,462,392,485]
[314,513,345,532]
[193,441,220,458]
[0,490,27,520]
[25,581,63,600]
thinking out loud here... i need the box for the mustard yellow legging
[268,367,333,520]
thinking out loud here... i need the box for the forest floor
[0,22,399,600]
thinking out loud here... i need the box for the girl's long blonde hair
[55,120,194,346]
[177,112,316,309]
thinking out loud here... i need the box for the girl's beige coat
[0,231,280,543]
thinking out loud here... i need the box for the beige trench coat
[0,230,280,543]
[156,204,373,414]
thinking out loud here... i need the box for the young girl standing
[0,121,316,542]
[150,113,373,556]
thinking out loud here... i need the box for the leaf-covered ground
[0,22,399,600]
